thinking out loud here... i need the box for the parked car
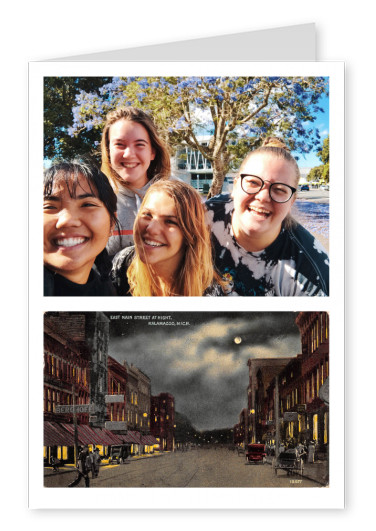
[109,445,129,464]
[274,448,304,476]
[320,184,329,191]
[300,184,310,191]
[246,443,266,464]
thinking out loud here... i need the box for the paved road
[296,189,329,204]
[44,448,324,489]
[293,190,329,251]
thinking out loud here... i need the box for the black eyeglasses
[240,174,296,203]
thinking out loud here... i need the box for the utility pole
[72,384,78,466]
[275,375,280,459]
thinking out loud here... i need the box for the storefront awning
[44,422,76,447]
[141,435,157,445]
[121,431,142,444]
[61,423,94,445]
[99,428,123,445]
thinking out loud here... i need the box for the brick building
[296,311,329,452]
[106,356,127,431]
[150,393,175,451]
[247,357,293,444]
[124,362,151,434]
[43,312,111,463]
[233,408,248,447]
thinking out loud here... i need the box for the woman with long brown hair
[101,106,171,257]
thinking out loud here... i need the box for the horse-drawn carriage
[274,448,304,476]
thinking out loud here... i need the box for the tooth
[56,238,85,247]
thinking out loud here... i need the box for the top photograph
[43,75,329,297]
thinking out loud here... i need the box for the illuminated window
[313,414,318,440]
[324,412,328,444]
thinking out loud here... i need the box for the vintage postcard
[28,61,344,508]
[42,311,329,489]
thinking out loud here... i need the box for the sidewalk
[264,456,329,486]
[44,452,165,478]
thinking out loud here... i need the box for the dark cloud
[108,312,301,430]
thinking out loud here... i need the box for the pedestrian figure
[308,441,315,463]
[92,448,101,478]
[50,456,59,473]
[68,446,90,488]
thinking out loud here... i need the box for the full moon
[234,337,242,344]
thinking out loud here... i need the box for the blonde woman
[111,180,226,296]
[101,106,171,257]
[206,137,329,296]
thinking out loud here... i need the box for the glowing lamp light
[234,337,242,344]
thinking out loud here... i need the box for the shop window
[313,414,318,441]
[324,412,328,444]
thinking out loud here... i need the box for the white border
[29,61,344,509]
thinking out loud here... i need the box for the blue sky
[294,92,329,170]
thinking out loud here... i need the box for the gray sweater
[106,180,154,258]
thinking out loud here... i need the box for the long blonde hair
[100,107,171,192]
[127,180,221,296]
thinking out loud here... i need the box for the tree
[44,77,111,161]
[50,76,328,197]
[307,136,329,183]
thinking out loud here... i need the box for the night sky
[107,312,301,431]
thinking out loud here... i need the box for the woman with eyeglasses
[206,137,329,296]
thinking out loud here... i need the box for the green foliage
[307,166,324,182]
[44,76,328,196]
[44,77,111,161]
[317,136,329,165]
[308,136,329,183]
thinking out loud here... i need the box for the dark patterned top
[205,194,329,297]
[111,246,226,296]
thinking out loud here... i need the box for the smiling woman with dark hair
[43,158,118,296]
